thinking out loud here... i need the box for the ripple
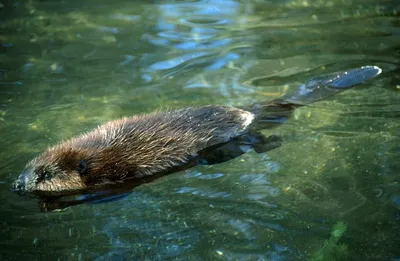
[180,17,230,26]
[239,174,270,185]
[196,173,224,180]
[140,0,258,86]
[159,27,218,41]
[176,38,232,50]
[228,219,256,240]
[174,186,231,198]
[147,52,209,71]
[159,0,240,20]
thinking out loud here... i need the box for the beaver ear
[77,160,89,176]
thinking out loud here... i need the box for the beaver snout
[12,168,33,193]
[12,179,26,193]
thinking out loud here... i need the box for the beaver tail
[247,65,382,129]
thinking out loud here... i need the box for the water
[1,0,399,260]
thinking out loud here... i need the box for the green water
[1,0,399,260]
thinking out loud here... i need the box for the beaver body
[12,66,382,200]
[15,106,259,193]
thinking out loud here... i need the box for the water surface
[1,0,399,260]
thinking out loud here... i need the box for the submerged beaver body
[15,106,258,193]
[13,66,382,201]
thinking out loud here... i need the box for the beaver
[12,66,382,201]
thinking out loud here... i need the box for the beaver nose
[12,168,33,192]
[12,178,26,192]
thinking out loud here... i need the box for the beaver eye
[77,160,89,177]
[37,170,53,183]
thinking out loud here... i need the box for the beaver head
[12,118,143,195]
[13,146,94,195]
[12,134,154,196]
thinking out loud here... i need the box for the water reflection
[142,0,257,96]
[91,166,299,260]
